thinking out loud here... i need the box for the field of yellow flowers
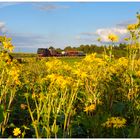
[0,13,140,138]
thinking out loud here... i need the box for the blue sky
[0,2,140,52]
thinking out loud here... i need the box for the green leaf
[112,102,126,115]
[0,105,4,123]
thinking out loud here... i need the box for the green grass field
[11,52,84,65]
[10,52,37,58]
[59,57,84,64]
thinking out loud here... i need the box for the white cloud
[0,2,20,9]
[80,32,95,36]
[37,3,69,11]
[96,27,128,42]
[75,34,94,41]
[75,34,97,46]
[75,35,81,40]
[0,21,7,33]
[76,26,129,45]
[9,32,53,49]
[116,19,136,27]
[76,31,96,40]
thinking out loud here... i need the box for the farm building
[37,48,51,57]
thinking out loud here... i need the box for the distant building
[49,48,57,56]
[65,50,85,56]
[37,48,51,57]
[37,48,86,57]
[61,51,67,56]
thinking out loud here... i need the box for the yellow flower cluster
[136,71,140,77]
[8,66,21,85]
[3,41,14,52]
[108,34,119,42]
[84,104,96,112]
[46,58,62,73]
[84,53,96,63]
[73,69,88,79]
[102,117,126,128]
[115,57,128,72]
[13,127,21,136]
[0,36,14,52]
[46,74,73,89]
[0,52,12,65]
[46,58,72,75]
[127,23,138,30]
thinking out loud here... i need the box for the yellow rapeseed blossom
[13,127,21,136]
[102,117,126,128]
[84,104,96,112]
[108,34,119,42]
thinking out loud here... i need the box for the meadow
[0,13,140,138]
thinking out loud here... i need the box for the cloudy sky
[0,2,140,52]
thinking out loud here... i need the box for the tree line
[54,43,127,58]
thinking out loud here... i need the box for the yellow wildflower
[32,93,36,99]
[84,53,96,62]
[3,41,14,52]
[81,71,88,79]
[117,57,128,68]
[47,74,72,89]
[102,117,126,128]
[20,104,27,110]
[127,23,138,30]
[13,127,21,136]
[6,59,12,65]
[84,104,96,112]
[8,66,21,85]
[136,71,140,77]
[108,34,119,42]
[39,93,45,100]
